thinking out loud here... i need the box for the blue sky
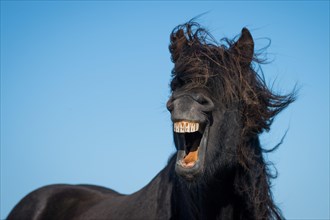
[1,1,329,219]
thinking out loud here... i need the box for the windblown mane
[169,21,295,219]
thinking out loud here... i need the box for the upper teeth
[174,121,199,133]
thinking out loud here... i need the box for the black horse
[7,21,295,220]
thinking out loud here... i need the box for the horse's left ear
[231,28,254,66]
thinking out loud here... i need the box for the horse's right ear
[230,27,254,66]
[169,28,188,63]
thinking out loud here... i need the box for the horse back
[7,184,122,220]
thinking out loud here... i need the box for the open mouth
[173,120,209,179]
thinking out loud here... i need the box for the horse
[7,21,295,220]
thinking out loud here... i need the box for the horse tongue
[183,148,199,167]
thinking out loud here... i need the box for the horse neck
[137,155,244,219]
[130,155,176,218]
[171,167,237,219]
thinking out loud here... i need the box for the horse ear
[169,28,188,62]
[231,27,254,66]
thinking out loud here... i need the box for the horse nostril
[195,94,214,111]
[166,98,174,112]
[195,94,207,104]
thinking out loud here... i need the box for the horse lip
[174,124,209,180]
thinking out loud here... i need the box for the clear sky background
[1,1,329,219]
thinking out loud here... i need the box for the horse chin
[174,123,209,181]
